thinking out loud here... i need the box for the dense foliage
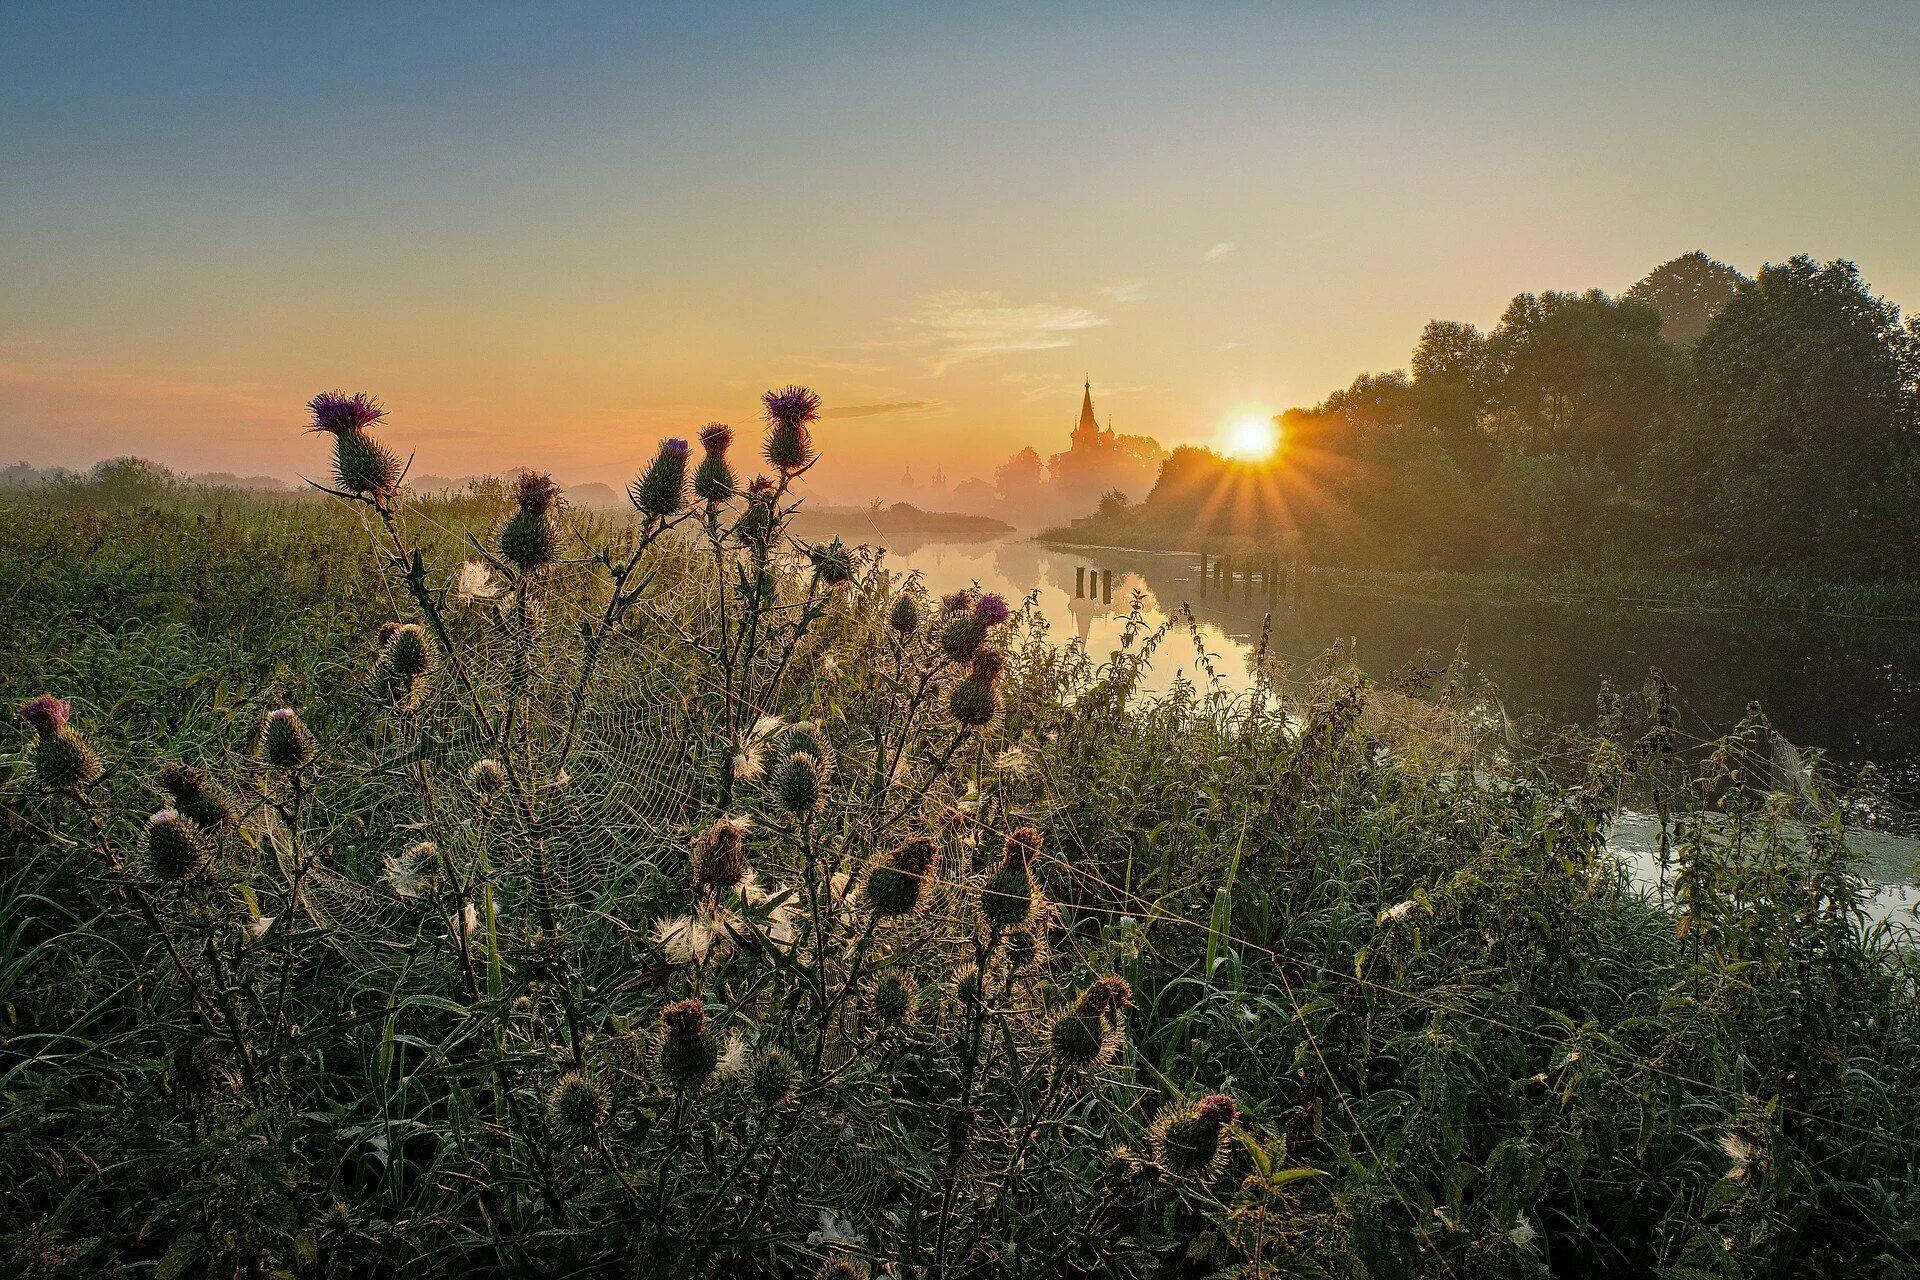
[4,392,1920,1278]
[1055,255,1920,585]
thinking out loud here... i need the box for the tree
[1626,251,1748,346]
[1410,320,1494,473]
[1484,289,1681,469]
[1648,256,1920,570]
[993,447,1046,506]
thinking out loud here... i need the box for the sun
[1218,412,1281,461]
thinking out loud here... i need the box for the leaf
[156,1232,203,1280]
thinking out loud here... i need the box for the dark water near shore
[832,531,1920,811]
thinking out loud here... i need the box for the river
[822,529,1920,916]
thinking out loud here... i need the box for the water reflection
[832,533,1920,806]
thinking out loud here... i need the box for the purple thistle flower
[700,423,732,452]
[19,695,70,736]
[972,593,1011,626]
[662,438,691,458]
[762,385,821,429]
[307,391,387,434]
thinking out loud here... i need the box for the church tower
[1073,377,1111,449]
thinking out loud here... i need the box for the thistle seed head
[888,594,920,635]
[762,386,820,474]
[548,1071,609,1137]
[262,708,316,771]
[948,676,997,728]
[938,613,988,664]
[979,833,1040,930]
[1150,1094,1238,1177]
[969,647,1005,682]
[381,623,433,678]
[694,424,736,502]
[692,816,751,894]
[157,762,234,832]
[144,809,209,882]
[499,473,560,570]
[872,973,914,1024]
[307,391,387,434]
[468,757,507,797]
[656,997,719,1092]
[749,1047,796,1108]
[26,703,102,789]
[808,539,855,587]
[776,752,821,816]
[631,438,691,517]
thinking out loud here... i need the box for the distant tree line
[1068,254,1920,581]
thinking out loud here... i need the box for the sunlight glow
[1218,412,1281,461]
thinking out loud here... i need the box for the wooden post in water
[1101,568,1113,604]
[1198,550,1208,597]
[1243,559,1253,603]
[1075,566,1085,598]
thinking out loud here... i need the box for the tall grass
[3,396,1919,1278]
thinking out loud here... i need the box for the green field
[5,421,1920,1278]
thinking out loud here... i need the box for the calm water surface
[829,530,1920,905]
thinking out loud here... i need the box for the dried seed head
[692,817,751,894]
[548,1071,609,1137]
[816,1259,869,1280]
[144,809,209,883]
[656,998,719,1092]
[468,757,507,797]
[262,708,316,771]
[1151,1094,1238,1177]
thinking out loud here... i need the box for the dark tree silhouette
[1626,251,1748,345]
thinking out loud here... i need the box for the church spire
[1074,377,1100,446]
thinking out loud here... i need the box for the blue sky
[4,1,1916,489]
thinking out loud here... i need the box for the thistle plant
[2,383,1279,1279]
[20,694,102,790]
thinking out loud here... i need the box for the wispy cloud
[1202,242,1235,263]
[1098,278,1150,304]
[785,355,887,375]
[820,400,938,419]
[908,291,1109,373]
[1219,341,1244,352]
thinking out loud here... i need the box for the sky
[3,1,1918,497]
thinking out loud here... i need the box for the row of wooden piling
[1074,566,1113,604]
[1197,550,1303,603]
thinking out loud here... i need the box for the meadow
[4,392,1920,1279]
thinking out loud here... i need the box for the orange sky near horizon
[4,3,1918,501]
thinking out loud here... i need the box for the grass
[4,417,1920,1279]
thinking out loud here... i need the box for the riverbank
[1037,531,1920,621]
